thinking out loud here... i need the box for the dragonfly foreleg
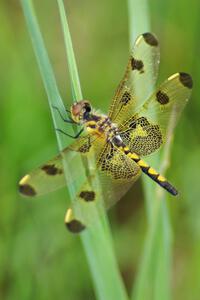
[55,127,84,139]
[52,105,77,124]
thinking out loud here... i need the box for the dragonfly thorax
[71,100,120,141]
[85,112,121,143]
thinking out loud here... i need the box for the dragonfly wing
[66,141,141,227]
[96,142,141,209]
[119,72,193,156]
[108,33,160,124]
[19,135,94,197]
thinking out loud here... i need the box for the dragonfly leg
[52,105,76,124]
[55,127,84,139]
[65,108,71,113]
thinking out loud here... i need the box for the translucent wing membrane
[19,135,92,196]
[66,142,141,228]
[118,72,193,156]
[19,132,141,227]
[108,33,160,125]
[96,141,141,208]
[97,142,140,181]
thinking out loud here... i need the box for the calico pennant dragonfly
[19,33,192,233]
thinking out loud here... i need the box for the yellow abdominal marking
[138,160,149,168]
[148,167,158,175]
[137,125,148,137]
[157,175,166,182]
[127,152,139,160]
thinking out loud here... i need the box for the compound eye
[85,104,91,113]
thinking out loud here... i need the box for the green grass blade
[20,0,68,151]
[57,0,82,101]
[127,1,172,300]
[56,2,128,298]
[127,0,151,46]
[21,1,128,299]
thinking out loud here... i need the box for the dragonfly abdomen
[113,141,178,196]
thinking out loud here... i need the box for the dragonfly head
[71,100,92,123]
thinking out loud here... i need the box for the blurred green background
[0,0,200,299]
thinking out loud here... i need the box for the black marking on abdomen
[140,164,178,196]
[158,180,178,196]
[126,152,178,196]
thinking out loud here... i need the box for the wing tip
[179,72,193,89]
[19,174,36,197]
[168,72,193,89]
[65,208,86,234]
[19,183,36,197]
[142,32,159,47]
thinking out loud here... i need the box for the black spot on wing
[131,57,144,72]
[156,90,169,105]
[41,164,62,175]
[179,72,193,89]
[19,184,36,196]
[65,220,86,233]
[79,191,95,202]
[121,91,131,105]
[120,116,163,156]
[143,32,158,46]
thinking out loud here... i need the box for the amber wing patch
[97,142,140,180]
[119,72,193,156]
[119,116,163,156]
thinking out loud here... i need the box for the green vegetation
[0,1,199,300]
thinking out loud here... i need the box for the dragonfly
[19,32,193,233]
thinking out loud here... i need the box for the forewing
[119,72,193,156]
[108,32,160,124]
[19,135,94,197]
